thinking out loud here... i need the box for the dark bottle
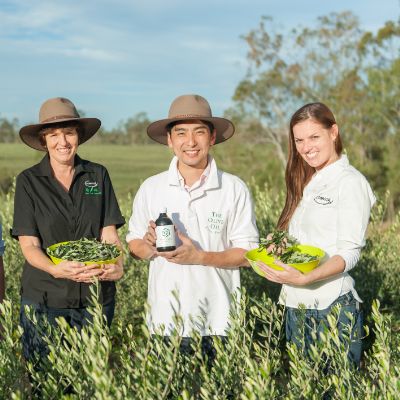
[155,208,176,251]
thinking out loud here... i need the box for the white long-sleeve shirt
[280,154,376,309]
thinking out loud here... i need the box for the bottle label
[155,225,175,248]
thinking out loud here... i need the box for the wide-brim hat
[19,97,101,151]
[147,94,235,145]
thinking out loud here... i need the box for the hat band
[170,113,212,119]
[41,115,79,123]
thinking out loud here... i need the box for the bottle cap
[161,207,167,214]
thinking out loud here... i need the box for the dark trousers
[285,292,363,368]
[20,297,115,363]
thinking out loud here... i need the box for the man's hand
[143,220,157,248]
[157,231,202,265]
[140,220,157,259]
[129,221,158,260]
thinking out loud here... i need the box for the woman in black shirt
[12,97,125,365]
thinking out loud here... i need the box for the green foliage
[0,117,19,143]
[1,181,399,398]
[0,300,26,398]
[98,112,154,145]
[47,238,121,262]
[27,286,115,399]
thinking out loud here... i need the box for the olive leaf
[259,230,317,264]
[47,238,121,262]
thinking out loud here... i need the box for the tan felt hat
[19,97,101,151]
[147,94,235,145]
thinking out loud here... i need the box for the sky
[0,0,399,130]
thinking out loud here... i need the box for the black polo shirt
[12,154,125,308]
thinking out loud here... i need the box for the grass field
[0,141,285,197]
[0,143,175,197]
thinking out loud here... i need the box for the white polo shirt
[280,155,376,309]
[126,156,259,336]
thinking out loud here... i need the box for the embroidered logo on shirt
[84,180,102,195]
[207,211,224,234]
[314,195,333,205]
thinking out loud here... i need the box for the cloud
[0,0,245,67]
[52,47,121,62]
[0,0,71,31]
[0,1,127,62]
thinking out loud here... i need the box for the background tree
[99,112,153,145]
[233,11,400,216]
[0,117,19,143]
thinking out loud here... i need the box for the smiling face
[293,118,339,171]
[167,119,216,171]
[44,126,79,166]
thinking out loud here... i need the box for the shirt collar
[177,158,211,190]
[311,154,349,184]
[32,154,94,177]
[168,155,220,190]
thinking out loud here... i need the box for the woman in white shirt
[258,102,375,367]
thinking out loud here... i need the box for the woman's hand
[96,225,124,280]
[98,263,124,281]
[261,232,289,256]
[263,233,275,253]
[256,260,309,286]
[52,261,123,283]
[51,261,103,283]
[18,233,124,284]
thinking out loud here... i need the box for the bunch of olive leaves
[259,230,317,264]
[47,238,120,262]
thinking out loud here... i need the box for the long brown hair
[277,102,343,230]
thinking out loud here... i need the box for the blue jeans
[285,292,363,368]
[20,298,115,364]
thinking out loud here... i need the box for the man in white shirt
[126,94,259,359]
